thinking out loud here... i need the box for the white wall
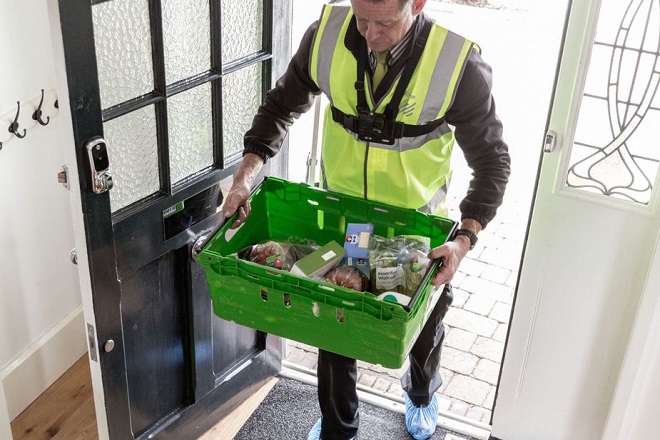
[0,0,86,428]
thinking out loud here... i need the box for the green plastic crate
[197,177,457,369]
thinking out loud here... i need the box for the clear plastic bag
[369,235,431,297]
[237,237,319,271]
[324,265,370,292]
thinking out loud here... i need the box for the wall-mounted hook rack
[32,89,50,126]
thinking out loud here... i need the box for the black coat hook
[32,89,50,126]
[8,101,27,139]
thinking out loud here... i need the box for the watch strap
[454,228,478,250]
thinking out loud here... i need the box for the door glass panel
[223,63,263,158]
[565,0,660,205]
[221,0,264,63]
[105,106,159,212]
[92,0,154,109]
[162,0,211,84]
[169,83,214,184]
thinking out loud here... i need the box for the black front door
[54,0,291,438]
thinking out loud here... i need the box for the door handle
[543,130,558,153]
[85,137,113,194]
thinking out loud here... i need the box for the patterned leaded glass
[223,63,263,158]
[104,106,160,212]
[162,0,211,84]
[566,0,660,205]
[168,83,214,184]
[221,0,264,63]
[92,0,154,109]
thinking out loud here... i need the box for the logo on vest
[400,92,416,117]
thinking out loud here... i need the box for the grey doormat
[234,377,478,440]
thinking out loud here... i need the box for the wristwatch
[453,228,478,250]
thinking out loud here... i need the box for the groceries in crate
[370,235,431,298]
[236,238,319,271]
[324,265,370,292]
[235,231,431,304]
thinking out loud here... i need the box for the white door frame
[48,1,109,438]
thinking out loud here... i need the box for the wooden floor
[10,355,277,440]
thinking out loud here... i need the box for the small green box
[197,177,457,368]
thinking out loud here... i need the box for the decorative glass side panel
[221,0,264,63]
[169,83,214,184]
[92,0,154,109]
[162,0,211,84]
[223,63,263,158]
[566,0,660,205]
[104,106,160,212]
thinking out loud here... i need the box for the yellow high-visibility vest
[309,5,476,213]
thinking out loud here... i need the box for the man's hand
[429,218,482,286]
[222,181,252,229]
[221,153,264,229]
[428,239,470,286]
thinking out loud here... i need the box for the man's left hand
[428,237,471,287]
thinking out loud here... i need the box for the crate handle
[318,284,335,292]
[373,207,389,213]
[307,199,319,206]
[265,269,282,277]
[341,300,355,307]
[325,195,340,202]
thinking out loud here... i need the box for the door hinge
[57,165,69,190]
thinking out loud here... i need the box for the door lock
[86,137,113,194]
[543,130,558,153]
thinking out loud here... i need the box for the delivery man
[223,0,510,438]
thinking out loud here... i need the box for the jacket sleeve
[243,22,322,163]
[445,49,511,229]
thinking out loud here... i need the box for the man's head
[350,0,426,53]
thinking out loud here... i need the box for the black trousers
[316,285,454,440]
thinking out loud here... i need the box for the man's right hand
[221,152,265,229]
[222,180,252,229]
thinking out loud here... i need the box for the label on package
[374,266,405,290]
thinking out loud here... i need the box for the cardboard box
[343,223,374,278]
[290,240,346,278]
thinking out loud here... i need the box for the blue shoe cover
[405,394,439,440]
[307,418,322,440]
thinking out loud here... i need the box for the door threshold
[281,361,492,440]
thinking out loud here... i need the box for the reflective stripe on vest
[309,5,475,213]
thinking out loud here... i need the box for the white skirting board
[0,305,87,423]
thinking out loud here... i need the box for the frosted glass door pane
[223,64,263,157]
[92,0,154,109]
[221,0,263,63]
[104,106,160,212]
[162,0,211,84]
[565,0,660,205]
[169,84,214,184]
